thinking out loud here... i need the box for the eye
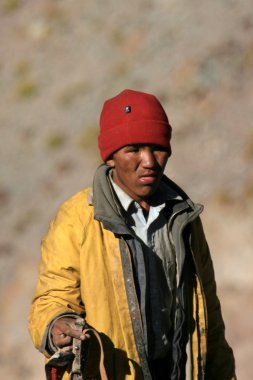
[152,145,167,153]
[124,145,140,153]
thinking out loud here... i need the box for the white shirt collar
[109,170,182,213]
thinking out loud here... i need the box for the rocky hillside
[1,1,253,378]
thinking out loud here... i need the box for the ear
[106,158,115,168]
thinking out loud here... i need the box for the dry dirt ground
[1,1,253,379]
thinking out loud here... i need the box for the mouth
[138,172,159,185]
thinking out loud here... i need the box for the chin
[139,188,157,198]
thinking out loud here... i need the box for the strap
[70,337,82,380]
[69,319,84,380]
[70,321,108,380]
[83,328,108,380]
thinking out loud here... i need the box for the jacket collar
[91,164,202,234]
[92,164,131,234]
[109,169,183,212]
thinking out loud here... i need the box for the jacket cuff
[40,312,80,355]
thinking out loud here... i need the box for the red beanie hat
[98,89,172,161]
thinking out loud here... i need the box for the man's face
[106,144,169,207]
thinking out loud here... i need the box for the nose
[141,147,157,168]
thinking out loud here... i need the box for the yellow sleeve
[28,194,87,355]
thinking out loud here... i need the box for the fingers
[51,317,90,348]
[53,332,73,348]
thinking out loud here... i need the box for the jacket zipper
[168,205,206,380]
[175,208,207,380]
[122,238,144,336]
[121,238,152,380]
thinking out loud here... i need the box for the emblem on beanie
[125,105,131,113]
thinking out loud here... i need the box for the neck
[138,199,150,213]
[139,203,150,220]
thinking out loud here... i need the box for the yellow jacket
[29,165,235,379]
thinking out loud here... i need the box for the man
[29,89,236,379]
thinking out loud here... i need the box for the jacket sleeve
[190,217,236,380]
[28,199,86,356]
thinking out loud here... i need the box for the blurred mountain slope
[0,1,252,378]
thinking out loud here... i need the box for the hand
[51,317,89,349]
